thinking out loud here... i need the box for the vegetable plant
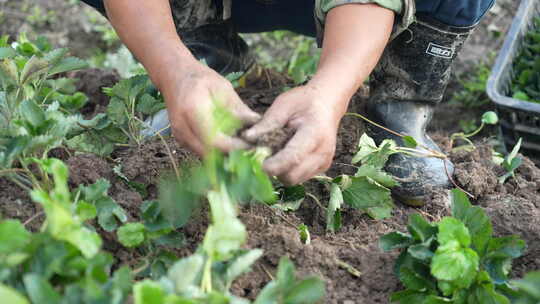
[0,35,110,191]
[380,189,527,303]
[449,111,499,152]
[511,17,540,103]
[0,158,132,304]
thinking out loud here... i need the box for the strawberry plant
[0,158,132,304]
[130,105,324,303]
[380,189,527,303]
[511,17,540,103]
[0,35,111,191]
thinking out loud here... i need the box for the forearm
[310,4,394,115]
[103,0,198,91]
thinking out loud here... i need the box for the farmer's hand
[161,62,260,156]
[243,84,345,185]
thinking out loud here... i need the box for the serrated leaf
[167,254,204,293]
[20,55,49,84]
[342,176,393,210]
[379,232,412,251]
[431,247,479,286]
[1,59,20,84]
[326,183,343,232]
[355,164,399,188]
[75,201,97,222]
[407,245,434,261]
[117,223,146,247]
[437,217,471,248]
[352,133,378,164]
[225,249,263,284]
[408,213,437,243]
[48,56,88,76]
[366,204,394,220]
[20,99,45,128]
[398,267,434,291]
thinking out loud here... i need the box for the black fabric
[79,0,495,33]
[231,0,316,37]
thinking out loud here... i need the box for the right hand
[159,62,260,156]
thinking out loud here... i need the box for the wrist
[306,78,353,115]
[146,45,200,93]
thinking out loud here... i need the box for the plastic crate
[487,0,540,164]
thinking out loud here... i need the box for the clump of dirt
[67,153,114,186]
[242,127,294,154]
[115,138,198,186]
[68,68,121,118]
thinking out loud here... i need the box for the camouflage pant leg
[169,0,230,31]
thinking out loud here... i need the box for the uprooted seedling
[380,189,528,303]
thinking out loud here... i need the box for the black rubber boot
[180,19,255,75]
[366,15,475,206]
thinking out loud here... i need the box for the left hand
[243,84,347,185]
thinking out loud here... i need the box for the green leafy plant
[0,159,132,304]
[0,35,110,191]
[493,138,523,184]
[450,61,492,108]
[511,17,540,103]
[380,189,527,303]
[508,271,540,303]
[449,111,499,152]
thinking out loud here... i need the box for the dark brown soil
[1,69,539,303]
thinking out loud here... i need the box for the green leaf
[355,164,399,188]
[366,204,394,220]
[326,183,343,232]
[0,220,31,253]
[225,249,264,284]
[402,136,418,148]
[398,266,434,291]
[342,176,394,210]
[408,213,437,243]
[390,290,430,303]
[117,223,146,247]
[277,256,296,290]
[437,217,471,248]
[511,271,540,299]
[48,56,88,76]
[481,111,499,125]
[75,201,97,222]
[484,236,526,283]
[20,99,46,129]
[0,283,29,304]
[106,97,128,126]
[0,47,16,59]
[23,274,62,304]
[431,247,479,286]
[407,245,434,262]
[167,254,204,293]
[136,93,164,115]
[20,56,49,84]
[379,232,412,251]
[284,277,325,304]
[255,281,282,304]
[352,133,378,164]
[134,280,166,304]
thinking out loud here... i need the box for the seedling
[495,138,523,184]
[449,111,499,152]
[380,189,527,303]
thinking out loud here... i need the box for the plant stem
[345,112,405,139]
[201,258,213,293]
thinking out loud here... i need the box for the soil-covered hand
[161,62,260,156]
[243,84,345,185]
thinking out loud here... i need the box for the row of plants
[1,34,537,303]
[511,17,540,103]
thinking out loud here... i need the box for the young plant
[0,158,132,304]
[131,102,324,303]
[493,138,523,184]
[449,111,499,152]
[317,133,401,232]
[380,189,526,303]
